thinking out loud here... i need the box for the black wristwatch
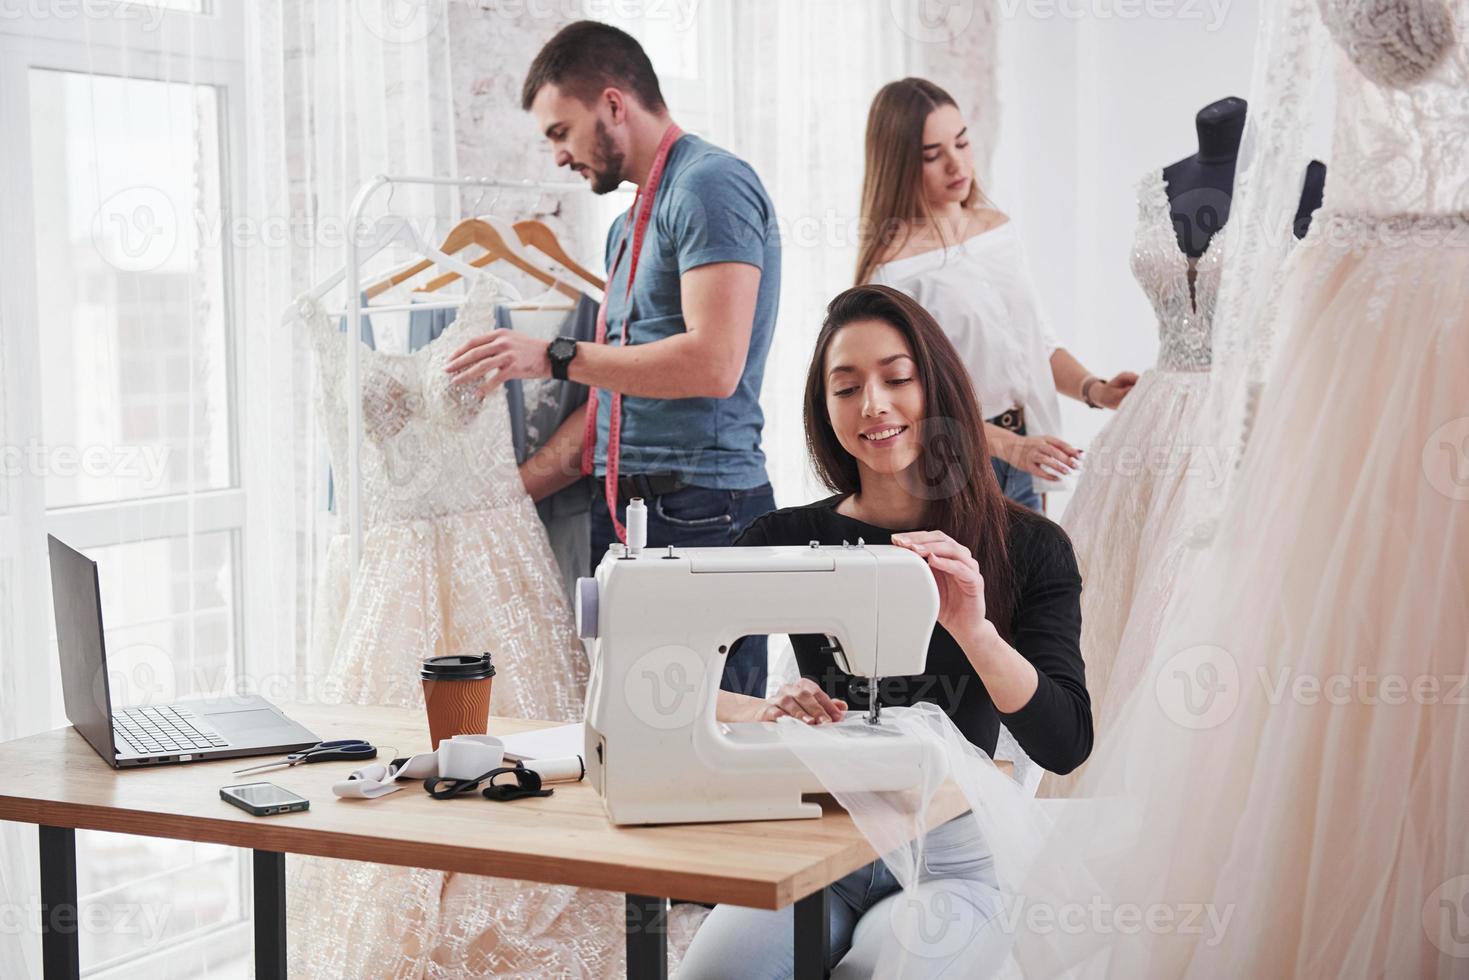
[547,337,578,381]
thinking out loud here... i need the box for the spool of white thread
[523,755,586,783]
[626,497,647,555]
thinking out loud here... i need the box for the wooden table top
[0,702,982,909]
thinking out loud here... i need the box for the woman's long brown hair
[804,285,1020,641]
[855,77,988,286]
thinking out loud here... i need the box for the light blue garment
[677,814,1001,979]
[406,303,457,351]
[336,312,377,348]
[593,134,781,490]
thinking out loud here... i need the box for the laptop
[48,534,320,769]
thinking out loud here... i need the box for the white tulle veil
[1184,0,1333,544]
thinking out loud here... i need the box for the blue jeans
[677,815,1001,980]
[991,457,1040,512]
[991,421,1041,512]
[590,482,775,697]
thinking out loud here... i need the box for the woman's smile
[860,423,909,447]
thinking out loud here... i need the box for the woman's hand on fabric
[444,332,552,395]
[890,530,990,646]
[1006,434,1080,479]
[1095,371,1139,409]
[755,679,847,725]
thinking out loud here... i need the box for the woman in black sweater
[679,284,1091,978]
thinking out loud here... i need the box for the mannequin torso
[1162,96,1326,258]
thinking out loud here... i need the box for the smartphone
[220,782,310,816]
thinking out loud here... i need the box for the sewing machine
[575,537,941,825]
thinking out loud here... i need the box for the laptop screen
[48,535,119,765]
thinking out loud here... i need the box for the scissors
[233,739,378,775]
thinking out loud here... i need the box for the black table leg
[625,893,668,980]
[254,850,286,980]
[794,888,830,980]
[39,825,80,980]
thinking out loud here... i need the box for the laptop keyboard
[114,705,229,756]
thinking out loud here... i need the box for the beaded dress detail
[286,274,701,977]
[1045,171,1221,797]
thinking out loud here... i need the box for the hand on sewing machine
[755,679,847,725]
[890,531,989,647]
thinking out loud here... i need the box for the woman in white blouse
[859,77,1136,510]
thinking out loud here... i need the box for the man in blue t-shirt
[447,21,779,697]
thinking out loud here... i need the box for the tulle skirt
[1046,368,1213,798]
[309,500,587,723]
[290,502,706,977]
[1016,219,1469,977]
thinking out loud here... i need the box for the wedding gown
[1014,1,1469,975]
[1045,171,1219,796]
[288,276,701,978]
[781,3,1469,977]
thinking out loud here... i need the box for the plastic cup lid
[420,653,495,679]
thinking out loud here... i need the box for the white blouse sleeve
[1039,313,1063,358]
[1014,248,1063,356]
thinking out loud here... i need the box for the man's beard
[587,120,625,195]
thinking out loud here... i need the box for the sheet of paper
[499,722,584,761]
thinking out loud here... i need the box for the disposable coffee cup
[421,653,495,750]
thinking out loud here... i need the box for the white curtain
[0,1,460,975]
[1,3,250,974]
[628,0,1000,506]
[238,0,461,690]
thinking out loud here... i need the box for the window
[29,69,233,509]
[0,4,250,974]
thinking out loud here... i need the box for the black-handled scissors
[232,739,377,775]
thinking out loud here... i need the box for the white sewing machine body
[576,542,940,826]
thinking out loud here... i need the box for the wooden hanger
[363,215,510,300]
[284,218,486,325]
[514,219,605,291]
[413,219,579,299]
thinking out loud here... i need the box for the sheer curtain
[621,0,1000,506]
[238,0,461,689]
[1,3,254,975]
[0,1,458,976]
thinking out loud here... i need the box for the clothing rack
[340,175,593,566]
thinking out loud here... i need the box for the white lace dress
[1044,171,1220,797]
[287,276,702,978]
[1017,3,1469,976]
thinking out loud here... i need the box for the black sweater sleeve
[733,514,773,548]
[997,516,1094,775]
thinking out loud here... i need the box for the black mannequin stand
[1162,96,1327,257]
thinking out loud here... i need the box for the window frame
[0,2,250,704]
[0,3,255,974]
